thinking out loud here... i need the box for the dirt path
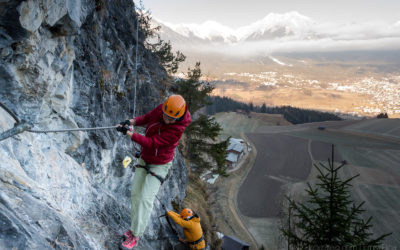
[212,133,258,249]
[308,139,315,163]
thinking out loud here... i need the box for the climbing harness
[187,234,205,246]
[133,164,165,184]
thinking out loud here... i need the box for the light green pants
[130,158,172,236]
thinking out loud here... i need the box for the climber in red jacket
[116,95,191,249]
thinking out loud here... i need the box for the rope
[0,123,118,141]
[2,2,143,140]
[155,196,181,238]
[133,3,141,117]
[0,121,32,142]
[0,102,20,123]
[28,126,118,133]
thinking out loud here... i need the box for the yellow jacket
[167,211,206,250]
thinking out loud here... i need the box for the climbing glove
[119,120,130,127]
[116,125,128,135]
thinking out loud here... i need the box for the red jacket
[131,104,191,164]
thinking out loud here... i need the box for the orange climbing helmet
[180,208,193,220]
[162,95,186,119]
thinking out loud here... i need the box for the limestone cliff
[0,0,187,249]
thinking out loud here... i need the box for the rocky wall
[0,0,187,249]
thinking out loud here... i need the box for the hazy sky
[142,0,400,27]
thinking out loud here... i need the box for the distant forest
[206,96,342,124]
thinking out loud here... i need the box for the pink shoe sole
[122,236,139,249]
[123,230,133,238]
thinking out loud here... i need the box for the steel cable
[28,126,118,133]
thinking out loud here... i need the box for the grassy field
[289,129,400,150]
[212,113,400,248]
[238,134,311,217]
[342,118,400,139]
[285,120,400,247]
[212,112,290,139]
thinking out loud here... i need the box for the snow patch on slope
[269,56,293,67]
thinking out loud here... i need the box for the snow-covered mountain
[154,12,400,55]
[236,12,316,41]
[156,12,317,44]
[159,20,237,43]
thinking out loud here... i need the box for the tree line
[206,96,342,125]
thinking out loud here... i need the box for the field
[342,118,400,139]
[238,118,400,248]
[210,112,291,249]
[237,134,312,217]
[212,112,290,139]
[210,112,400,248]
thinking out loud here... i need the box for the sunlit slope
[342,118,400,139]
[212,111,290,139]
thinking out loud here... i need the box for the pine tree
[249,102,254,112]
[281,145,391,249]
[210,138,229,176]
[377,113,388,119]
[135,1,185,75]
[175,62,214,113]
[150,39,186,74]
[176,64,228,175]
[260,103,267,113]
[135,1,160,42]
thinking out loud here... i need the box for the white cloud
[189,37,400,57]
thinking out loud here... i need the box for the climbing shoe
[123,229,133,238]
[122,234,139,249]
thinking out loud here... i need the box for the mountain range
[155,11,400,55]
[158,12,316,43]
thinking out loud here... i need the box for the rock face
[0,0,187,249]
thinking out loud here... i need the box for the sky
[142,0,400,28]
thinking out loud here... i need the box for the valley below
[211,112,400,249]
[180,52,400,119]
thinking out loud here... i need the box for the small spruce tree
[135,1,186,75]
[176,64,229,175]
[260,103,267,113]
[175,62,214,113]
[281,145,391,249]
[377,113,388,119]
